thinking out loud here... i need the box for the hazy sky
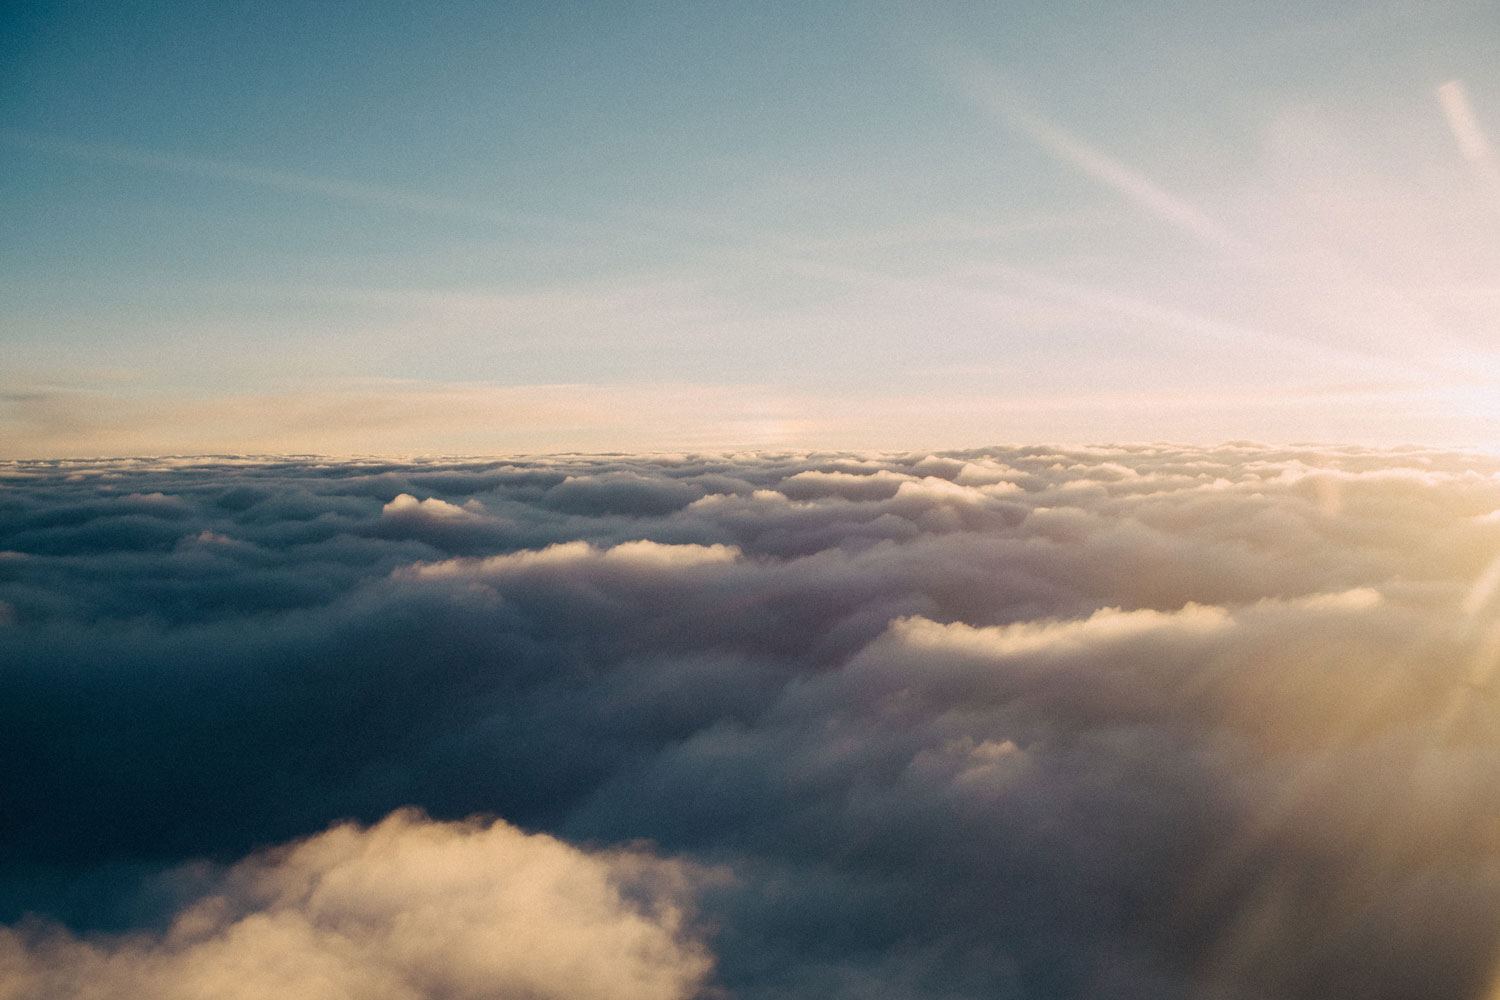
[4,0,1500,455]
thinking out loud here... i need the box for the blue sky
[4,0,1500,455]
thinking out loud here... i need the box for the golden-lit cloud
[402,538,741,579]
[0,810,712,1000]
[8,446,1500,998]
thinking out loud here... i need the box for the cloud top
[5,444,1500,998]
[0,810,712,1000]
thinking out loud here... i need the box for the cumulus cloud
[0,810,712,1000]
[407,537,740,576]
[381,492,486,520]
[5,445,1500,998]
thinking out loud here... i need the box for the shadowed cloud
[4,445,1500,998]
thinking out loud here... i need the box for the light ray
[1438,79,1500,210]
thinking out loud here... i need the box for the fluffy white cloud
[402,538,741,580]
[8,445,1500,1000]
[382,492,485,520]
[0,810,712,1000]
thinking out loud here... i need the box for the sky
[4,0,1500,456]
[13,9,1500,997]
[7,445,1500,999]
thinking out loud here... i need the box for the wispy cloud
[1437,79,1500,209]
[0,130,543,228]
[945,60,1252,256]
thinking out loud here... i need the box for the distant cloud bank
[4,445,1500,999]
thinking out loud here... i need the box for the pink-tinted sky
[4,1,1500,455]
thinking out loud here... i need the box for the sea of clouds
[4,444,1500,999]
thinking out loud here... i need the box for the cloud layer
[5,445,1500,998]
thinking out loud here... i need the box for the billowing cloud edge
[0,809,716,1000]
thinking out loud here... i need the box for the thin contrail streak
[1437,79,1500,210]
[0,129,543,228]
[948,61,1252,256]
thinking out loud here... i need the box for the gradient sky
[4,0,1500,456]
